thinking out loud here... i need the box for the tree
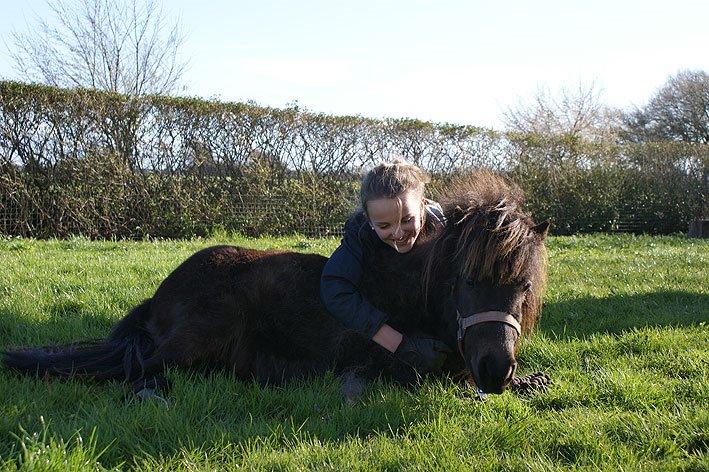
[9,0,186,96]
[621,70,709,144]
[502,81,619,141]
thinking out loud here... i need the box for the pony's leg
[132,373,170,394]
[126,337,188,404]
[250,352,328,387]
[131,374,171,405]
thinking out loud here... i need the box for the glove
[394,335,452,374]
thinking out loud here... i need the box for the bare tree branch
[502,81,619,141]
[9,0,187,96]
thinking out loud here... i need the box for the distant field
[0,234,707,471]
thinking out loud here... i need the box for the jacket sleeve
[320,229,389,339]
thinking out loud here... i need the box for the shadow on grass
[540,290,709,339]
[0,304,115,348]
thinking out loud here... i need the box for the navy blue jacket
[320,201,446,338]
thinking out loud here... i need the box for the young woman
[320,159,451,374]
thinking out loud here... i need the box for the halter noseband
[456,310,522,356]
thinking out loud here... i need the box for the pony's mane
[425,170,547,333]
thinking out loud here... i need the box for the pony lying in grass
[3,171,550,399]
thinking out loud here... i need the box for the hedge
[0,81,706,238]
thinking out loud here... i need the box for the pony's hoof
[509,371,552,395]
[340,371,368,404]
[135,388,170,407]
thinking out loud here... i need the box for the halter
[456,310,522,356]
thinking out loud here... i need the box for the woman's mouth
[391,235,414,251]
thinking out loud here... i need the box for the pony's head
[428,170,548,393]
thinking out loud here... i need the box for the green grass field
[0,234,707,471]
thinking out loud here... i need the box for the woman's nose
[392,225,404,238]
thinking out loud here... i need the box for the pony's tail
[2,299,155,382]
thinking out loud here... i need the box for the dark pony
[3,171,549,395]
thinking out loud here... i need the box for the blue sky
[1,0,707,129]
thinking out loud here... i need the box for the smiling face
[365,190,425,253]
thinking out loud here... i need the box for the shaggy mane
[426,170,547,333]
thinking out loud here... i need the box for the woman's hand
[394,335,452,374]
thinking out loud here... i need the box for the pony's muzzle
[476,354,517,394]
[463,320,520,394]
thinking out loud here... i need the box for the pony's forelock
[424,170,547,333]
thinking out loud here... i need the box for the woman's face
[365,191,425,253]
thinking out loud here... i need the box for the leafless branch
[9,0,186,96]
[502,80,619,141]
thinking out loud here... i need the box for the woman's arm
[320,238,402,351]
[321,231,451,372]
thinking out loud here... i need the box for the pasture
[0,234,707,471]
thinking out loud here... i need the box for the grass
[0,233,707,471]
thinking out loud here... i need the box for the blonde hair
[360,159,430,213]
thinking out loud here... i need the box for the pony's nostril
[478,355,491,379]
[478,356,517,391]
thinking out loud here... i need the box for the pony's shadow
[0,302,116,347]
[539,290,708,339]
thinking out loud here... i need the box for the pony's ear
[532,220,550,239]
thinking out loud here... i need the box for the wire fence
[0,195,697,239]
[222,195,350,238]
[0,194,351,239]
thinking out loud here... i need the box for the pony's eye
[523,281,533,292]
[465,277,475,287]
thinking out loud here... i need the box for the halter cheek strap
[456,310,522,356]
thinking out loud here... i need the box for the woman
[320,159,451,374]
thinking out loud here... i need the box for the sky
[1,0,707,129]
